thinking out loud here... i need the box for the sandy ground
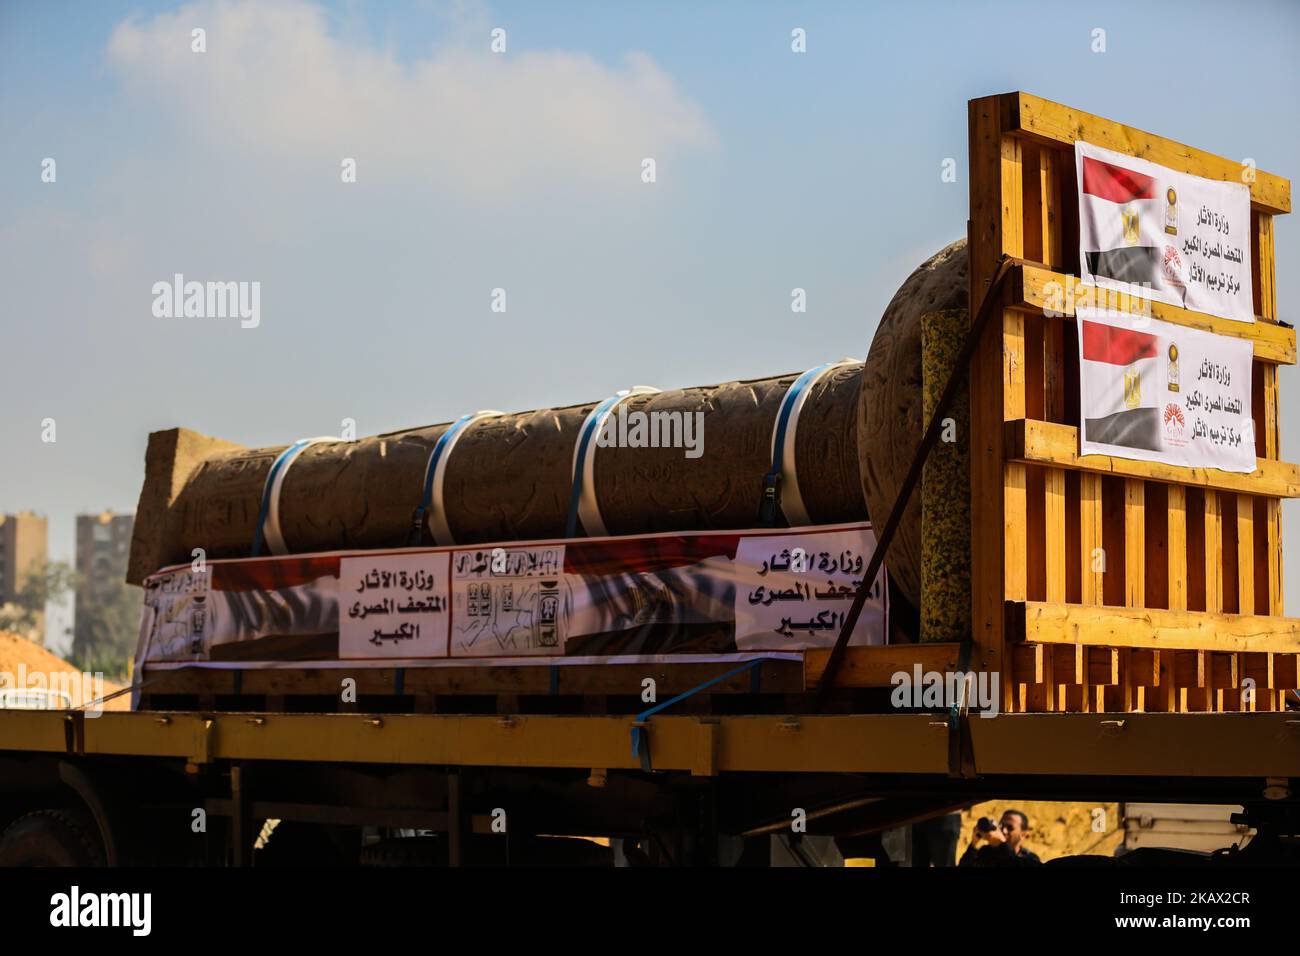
[957,800,1125,862]
[0,631,128,710]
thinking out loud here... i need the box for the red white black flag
[1079,317,1162,451]
[1074,142,1254,324]
[1076,307,1254,471]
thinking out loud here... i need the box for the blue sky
[2,0,1298,650]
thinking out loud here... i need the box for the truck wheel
[0,809,106,867]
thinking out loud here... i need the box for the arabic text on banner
[1075,141,1253,324]
[339,553,450,658]
[137,524,888,664]
[1076,305,1254,472]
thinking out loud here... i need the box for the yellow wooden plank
[967,98,1020,706]
[1013,265,1296,364]
[1237,494,1256,615]
[1256,213,1278,319]
[1251,213,1278,618]
[1004,91,1291,214]
[1005,310,1029,614]
[1006,419,1300,498]
[1125,480,1145,608]
[1167,485,1188,612]
[1263,363,1284,616]
[803,644,962,688]
[1205,492,1224,613]
[1039,147,1063,270]
[1079,472,1104,605]
[1017,642,1055,713]
[1045,467,1066,603]
[1009,601,1300,654]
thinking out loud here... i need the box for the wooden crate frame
[967,92,1299,714]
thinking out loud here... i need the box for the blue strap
[410,413,477,546]
[630,658,772,771]
[251,438,317,557]
[759,364,833,527]
[565,394,623,538]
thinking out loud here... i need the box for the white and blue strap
[759,359,857,527]
[252,436,346,556]
[412,410,503,547]
[566,386,659,538]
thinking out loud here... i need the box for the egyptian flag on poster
[1077,147,1184,304]
[1078,312,1162,453]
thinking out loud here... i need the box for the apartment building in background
[0,513,49,640]
[74,510,135,653]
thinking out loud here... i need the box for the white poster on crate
[733,527,886,650]
[1075,141,1254,323]
[450,545,567,656]
[1077,305,1255,472]
[339,553,450,658]
[140,567,212,660]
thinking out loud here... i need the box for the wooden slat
[1237,494,1255,615]
[1009,602,1300,654]
[1012,265,1296,364]
[1155,650,1178,713]
[1135,649,1162,712]
[1040,147,1064,270]
[1079,473,1104,605]
[1045,467,1066,603]
[1263,363,1284,615]
[1125,480,1145,608]
[1204,492,1224,613]
[1005,419,1300,498]
[1122,478,1145,714]
[1257,218,1283,616]
[1129,649,1160,686]
[1052,642,1084,700]
[1002,91,1291,214]
[1255,213,1278,318]
[969,97,1025,716]
[1176,649,1210,712]
[1167,485,1187,612]
[1102,476,1127,607]
[804,644,961,688]
[1242,653,1275,713]
[1015,643,1051,714]
[1212,653,1241,712]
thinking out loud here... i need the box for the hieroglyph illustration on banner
[451,546,566,656]
[1075,141,1253,324]
[142,568,212,660]
[1076,306,1254,472]
[734,528,886,650]
[339,553,449,658]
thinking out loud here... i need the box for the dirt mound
[0,632,128,710]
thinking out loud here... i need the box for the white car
[0,688,72,710]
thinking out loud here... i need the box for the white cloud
[106,0,715,201]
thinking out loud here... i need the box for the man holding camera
[958,809,1042,866]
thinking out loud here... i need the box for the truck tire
[0,809,106,867]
